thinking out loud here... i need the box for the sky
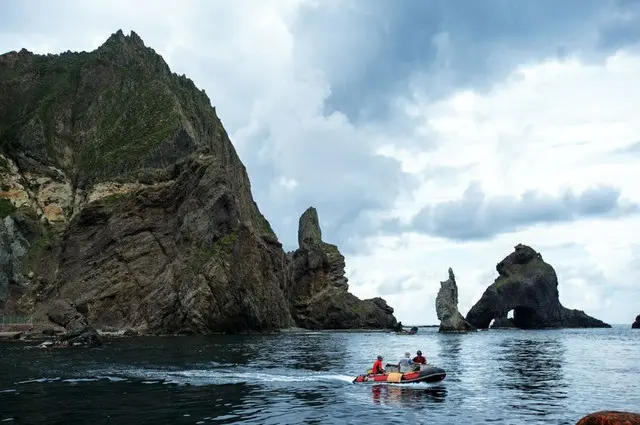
[2,0,639,325]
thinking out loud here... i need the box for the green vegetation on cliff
[0,30,221,184]
[0,198,15,218]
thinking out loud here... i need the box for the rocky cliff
[0,30,397,333]
[435,268,475,332]
[466,244,611,329]
[287,207,397,329]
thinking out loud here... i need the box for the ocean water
[0,326,638,424]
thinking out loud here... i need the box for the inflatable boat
[353,364,446,384]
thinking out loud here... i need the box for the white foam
[92,366,357,387]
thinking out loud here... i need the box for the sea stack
[633,314,640,329]
[435,268,475,332]
[287,207,398,330]
[466,244,611,329]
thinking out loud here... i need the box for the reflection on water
[498,337,569,418]
[1,327,639,424]
[436,334,464,382]
[371,384,448,407]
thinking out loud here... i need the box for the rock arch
[466,244,611,330]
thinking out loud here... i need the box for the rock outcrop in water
[287,207,397,329]
[0,30,398,334]
[465,244,611,329]
[435,268,475,332]
[633,315,640,329]
[576,411,640,425]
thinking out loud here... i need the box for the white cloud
[349,51,640,325]
[2,2,640,328]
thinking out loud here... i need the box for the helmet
[417,350,422,355]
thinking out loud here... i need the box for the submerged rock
[288,207,397,330]
[633,315,640,329]
[435,268,475,333]
[576,411,640,424]
[466,244,611,330]
[59,326,102,347]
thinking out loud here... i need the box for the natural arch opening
[507,309,514,319]
[511,306,546,329]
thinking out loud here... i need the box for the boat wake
[12,367,356,388]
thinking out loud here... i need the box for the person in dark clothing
[412,350,427,365]
[371,355,385,374]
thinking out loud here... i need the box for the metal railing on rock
[0,315,34,331]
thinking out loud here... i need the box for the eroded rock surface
[466,244,611,329]
[46,299,88,330]
[435,268,475,332]
[58,326,102,347]
[0,30,397,334]
[288,207,397,330]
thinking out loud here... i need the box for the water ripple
[1,326,639,424]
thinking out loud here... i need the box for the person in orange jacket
[371,355,385,374]
[412,350,427,365]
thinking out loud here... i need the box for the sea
[0,326,638,424]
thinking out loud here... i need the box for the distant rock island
[435,268,475,332]
[465,244,611,329]
[0,30,398,335]
[633,315,640,329]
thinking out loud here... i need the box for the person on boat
[412,350,427,365]
[397,352,412,372]
[371,355,385,375]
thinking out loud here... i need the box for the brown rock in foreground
[576,411,640,425]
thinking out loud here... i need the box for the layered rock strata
[0,30,397,334]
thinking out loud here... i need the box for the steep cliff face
[0,30,292,333]
[465,244,611,329]
[0,30,396,333]
[288,207,397,330]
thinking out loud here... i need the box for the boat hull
[353,365,446,384]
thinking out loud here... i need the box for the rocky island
[466,244,611,329]
[0,30,397,335]
[435,268,475,332]
[633,315,640,329]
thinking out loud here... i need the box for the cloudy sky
[2,0,639,325]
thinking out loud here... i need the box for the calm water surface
[1,326,639,424]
